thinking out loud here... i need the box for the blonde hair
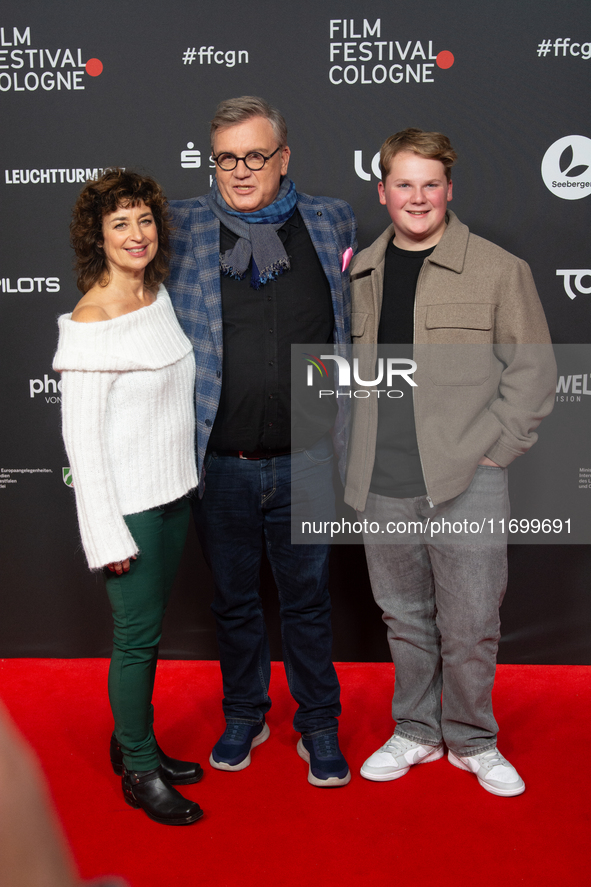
[380,128,457,182]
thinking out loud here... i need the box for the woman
[53,169,202,826]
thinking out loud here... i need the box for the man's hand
[478,456,501,468]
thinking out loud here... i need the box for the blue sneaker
[297,733,351,787]
[209,719,270,771]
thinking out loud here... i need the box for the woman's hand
[106,555,137,575]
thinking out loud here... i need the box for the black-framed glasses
[212,145,282,171]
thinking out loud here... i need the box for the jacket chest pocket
[421,303,494,385]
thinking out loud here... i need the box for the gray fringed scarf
[206,177,298,289]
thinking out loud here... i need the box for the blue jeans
[192,435,341,735]
[361,466,509,756]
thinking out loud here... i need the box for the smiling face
[212,115,290,213]
[378,150,453,250]
[101,200,158,275]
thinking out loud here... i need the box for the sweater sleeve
[60,370,139,570]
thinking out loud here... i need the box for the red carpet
[0,660,589,887]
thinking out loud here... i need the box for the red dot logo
[85,58,103,77]
[436,50,454,69]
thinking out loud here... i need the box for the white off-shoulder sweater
[53,285,198,570]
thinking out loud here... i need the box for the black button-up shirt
[208,209,335,453]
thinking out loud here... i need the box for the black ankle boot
[122,767,203,825]
[110,733,203,784]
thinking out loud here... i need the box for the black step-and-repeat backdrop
[1,0,590,662]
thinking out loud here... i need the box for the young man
[167,97,356,787]
[345,129,556,796]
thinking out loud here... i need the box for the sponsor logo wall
[556,269,591,300]
[0,25,103,92]
[327,19,455,85]
[541,135,591,199]
[1,276,59,291]
[0,0,590,661]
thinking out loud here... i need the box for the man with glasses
[168,96,356,786]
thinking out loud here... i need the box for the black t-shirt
[369,240,434,499]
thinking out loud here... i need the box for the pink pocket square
[341,247,354,272]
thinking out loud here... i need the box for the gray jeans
[361,466,510,756]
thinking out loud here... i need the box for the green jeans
[104,496,190,770]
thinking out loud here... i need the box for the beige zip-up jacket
[344,211,557,510]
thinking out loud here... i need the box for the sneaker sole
[360,744,444,782]
[448,751,526,797]
[296,737,351,787]
[209,722,270,772]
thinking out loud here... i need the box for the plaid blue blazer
[168,191,357,483]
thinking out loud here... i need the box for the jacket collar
[351,210,469,277]
[427,210,469,274]
[350,225,394,277]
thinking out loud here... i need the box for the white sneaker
[448,748,525,797]
[360,733,444,782]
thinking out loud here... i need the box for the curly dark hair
[70,169,171,294]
